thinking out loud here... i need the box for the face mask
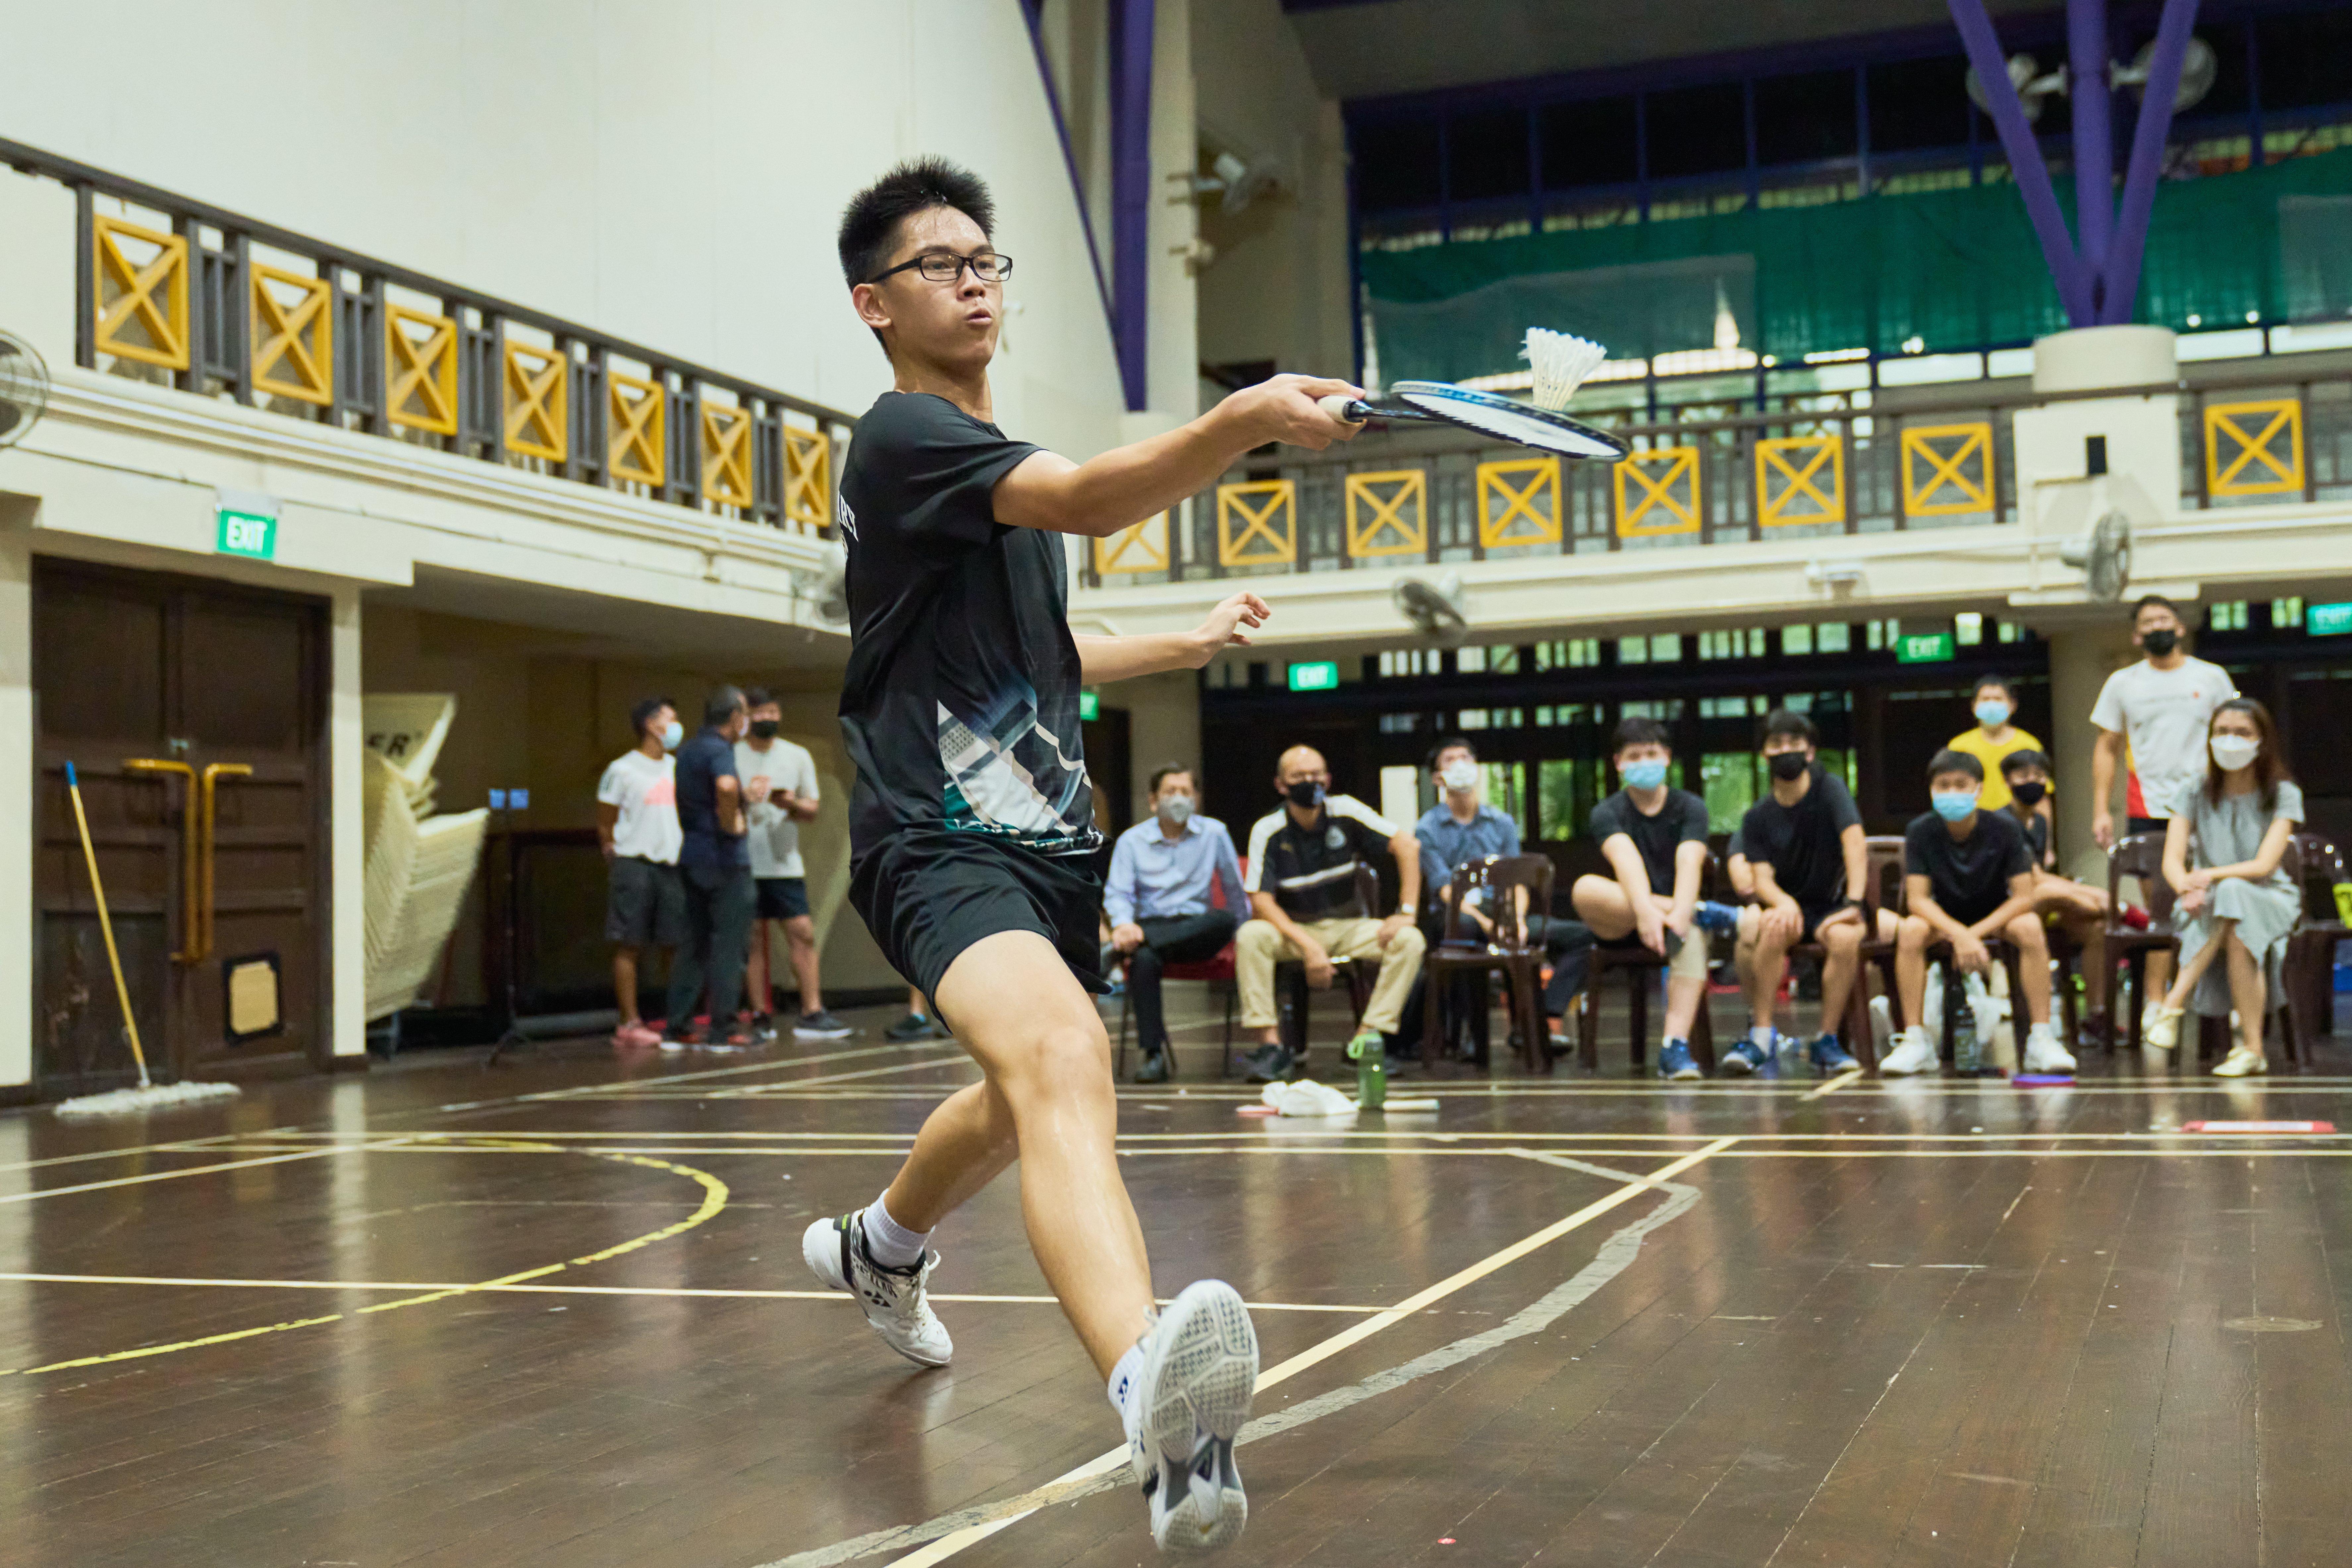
[1284,780,1326,809]
[2009,779,2047,807]
[2210,733,2260,771]
[1439,761,1480,793]
[1621,759,1669,792]
[1932,789,1980,822]
[659,720,684,751]
[1767,751,1809,782]
[2141,627,2179,656]
[1157,794,1194,827]
[748,719,779,740]
[1974,700,2010,729]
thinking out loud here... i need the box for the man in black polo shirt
[665,686,755,1049]
[1234,744,1423,1083]
[1882,750,2078,1076]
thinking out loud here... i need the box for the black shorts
[1798,899,1859,942]
[755,876,811,920]
[2127,815,2167,840]
[606,856,685,945]
[849,829,1107,1009]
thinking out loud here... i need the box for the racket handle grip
[1318,394,1369,425]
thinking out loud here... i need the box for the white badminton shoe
[1128,1279,1259,1553]
[802,1212,953,1368]
[2022,1023,2079,1074]
[1877,1026,1939,1077]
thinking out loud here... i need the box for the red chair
[1111,864,1240,1082]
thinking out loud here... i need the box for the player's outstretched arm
[995,375,1362,539]
[1075,591,1268,684]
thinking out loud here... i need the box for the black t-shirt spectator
[1905,808,2033,925]
[835,391,1098,864]
[2016,810,2049,864]
[1244,795,1398,921]
[1589,787,1710,896]
[676,726,747,872]
[1740,764,1862,917]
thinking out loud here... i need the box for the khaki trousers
[1236,916,1427,1035]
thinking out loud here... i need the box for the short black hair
[743,685,775,710]
[838,157,996,353]
[1928,748,1985,784]
[1612,715,1671,754]
[629,696,674,740]
[2132,592,2180,622]
[703,685,747,726]
[1428,735,1477,770]
[1999,747,2051,777]
[1760,709,1816,747]
[1971,674,2015,701]
[1147,762,1195,796]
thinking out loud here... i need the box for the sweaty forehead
[891,205,989,258]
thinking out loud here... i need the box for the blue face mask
[1974,700,2010,729]
[1932,789,1979,822]
[660,720,684,752]
[1622,759,1669,791]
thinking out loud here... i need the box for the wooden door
[34,561,327,1092]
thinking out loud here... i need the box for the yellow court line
[1805,1067,1866,1099]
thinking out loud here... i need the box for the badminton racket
[1318,327,1625,459]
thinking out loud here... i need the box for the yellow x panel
[782,425,831,528]
[1476,457,1561,549]
[385,306,458,435]
[1094,512,1169,575]
[608,373,666,487]
[1217,480,1296,567]
[1900,422,1993,516]
[503,343,568,462]
[250,265,331,405]
[1756,434,1844,527]
[1613,446,1700,537]
[1344,470,1427,558]
[2206,399,2304,497]
[702,404,754,507]
[92,215,190,370]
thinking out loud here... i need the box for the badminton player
[803,155,1359,1553]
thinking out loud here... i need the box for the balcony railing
[1084,365,2352,588]
[5,137,853,533]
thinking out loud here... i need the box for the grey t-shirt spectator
[736,736,820,879]
[2089,656,2237,820]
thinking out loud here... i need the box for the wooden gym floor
[4,987,2351,1568]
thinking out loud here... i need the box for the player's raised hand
[1226,374,1365,450]
[1189,591,1271,664]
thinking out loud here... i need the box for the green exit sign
[1287,660,1339,692]
[1079,690,1099,721]
[1895,632,1955,664]
[2309,601,2352,637]
[216,507,276,561]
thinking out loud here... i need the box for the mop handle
[64,762,152,1089]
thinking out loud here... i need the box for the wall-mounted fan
[2060,510,2132,602]
[0,330,50,451]
[1392,571,1466,644]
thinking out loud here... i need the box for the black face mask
[1767,751,1810,782]
[1284,780,1326,809]
[2141,627,2179,656]
[748,719,780,740]
[2010,779,2047,807]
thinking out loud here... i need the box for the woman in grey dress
[2143,698,2303,1075]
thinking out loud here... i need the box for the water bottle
[1347,1032,1387,1109]
[1952,981,1982,1075]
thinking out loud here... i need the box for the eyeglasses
[868,250,1013,286]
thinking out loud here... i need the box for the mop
[53,762,241,1119]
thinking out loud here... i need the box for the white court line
[0,1141,412,1205]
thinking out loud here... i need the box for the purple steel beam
[2067,0,2116,294]
[2102,0,2199,323]
[1109,0,1156,412]
[1947,0,2094,323]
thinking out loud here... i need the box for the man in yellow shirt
[1948,676,2052,853]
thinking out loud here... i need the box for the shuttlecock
[1523,328,1607,411]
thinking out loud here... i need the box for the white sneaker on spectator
[1877,1027,1939,1077]
[2022,1023,2078,1074]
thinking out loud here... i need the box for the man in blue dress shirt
[1104,764,1247,1083]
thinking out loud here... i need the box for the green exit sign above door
[1895,632,1955,664]
[1287,660,1340,692]
[214,488,279,561]
[2308,601,2352,637]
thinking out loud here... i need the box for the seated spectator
[1235,745,1425,1083]
[1570,717,1740,1080]
[1998,749,2112,1034]
[1414,736,1561,1059]
[1883,751,2078,1076]
[597,696,684,1049]
[1105,764,1247,1083]
[1731,710,1887,1078]
[2143,698,2304,1076]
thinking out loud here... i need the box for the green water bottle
[1346,1029,1386,1109]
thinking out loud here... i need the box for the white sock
[1750,1024,1775,1051]
[860,1193,931,1269]
[1108,1341,1146,1424]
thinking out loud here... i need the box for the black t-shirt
[835,392,1099,861]
[1905,808,2033,924]
[1740,764,1862,914]
[1589,787,1709,896]
[676,727,747,870]
[1243,795,1399,921]
[2014,808,2049,864]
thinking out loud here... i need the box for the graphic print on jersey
[937,676,1092,850]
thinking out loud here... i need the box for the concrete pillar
[329,585,366,1061]
[1110,668,1202,822]
[2041,615,2139,882]
[0,522,30,1092]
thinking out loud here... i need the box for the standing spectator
[884,986,946,1041]
[1949,676,2049,836]
[2142,698,2303,1076]
[736,688,849,1040]
[597,697,684,1048]
[667,686,756,1049]
[1234,745,1424,1083]
[1104,765,1246,1083]
[2090,595,2237,1028]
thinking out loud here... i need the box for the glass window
[1817,622,1851,652]
[1458,710,1488,730]
[1650,633,1683,662]
[1700,752,1761,833]
[2274,596,2305,629]
[1644,83,1748,180]
[1457,644,1487,673]
[1755,69,1857,165]
[1539,96,1639,191]
[1866,56,1971,153]
[1488,644,1521,674]
[1481,761,1530,838]
[1954,612,1982,646]
[1448,107,1533,204]
[1354,115,1444,210]
[1619,636,1649,664]
[1784,624,1814,655]
[1538,758,1600,840]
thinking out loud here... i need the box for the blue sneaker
[1718,1036,1772,1076]
[1808,1033,1859,1074]
[1657,1039,1703,1080]
[1693,900,1741,939]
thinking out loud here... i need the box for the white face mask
[1439,761,1480,794]
[2209,733,2260,772]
